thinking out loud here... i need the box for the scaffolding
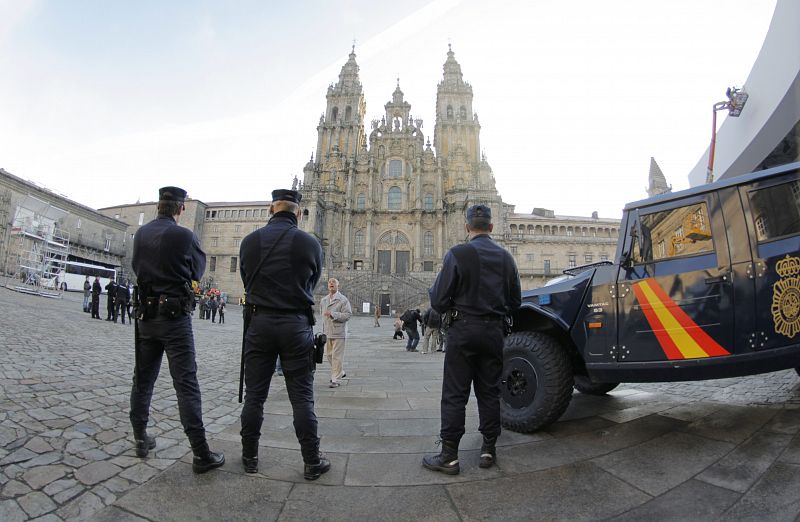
[5,195,70,298]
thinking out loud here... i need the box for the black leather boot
[191,441,225,474]
[422,440,460,475]
[134,433,156,458]
[303,452,331,481]
[479,436,497,469]
[242,440,258,474]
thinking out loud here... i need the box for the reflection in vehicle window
[636,202,713,262]
[749,180,800,242]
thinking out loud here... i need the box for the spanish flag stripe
[631,282,686,360]
[643,279,730,356]
[636,281,710,358]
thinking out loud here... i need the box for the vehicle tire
[501,331,573,433]
[795,367,800,377]
[573,375,619,395]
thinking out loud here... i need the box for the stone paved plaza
[2,285,800,521]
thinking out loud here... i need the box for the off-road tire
[501,331,573,433]
[795,367,800,378]
[573,375,620,395]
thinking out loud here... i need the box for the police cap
[271,189,302,204]
[466,204,492,226]
[159,186,187,203]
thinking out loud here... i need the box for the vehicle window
[748,180,800,242]
[636,202,713,263]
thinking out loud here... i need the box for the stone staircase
[316,270,435,315]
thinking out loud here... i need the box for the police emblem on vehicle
[772,255,800,338]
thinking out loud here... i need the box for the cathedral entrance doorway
[376,230,411,275]
[380,293,391,316]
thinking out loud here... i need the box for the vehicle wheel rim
[502,356,538,408]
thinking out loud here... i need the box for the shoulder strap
[244,226,293,294]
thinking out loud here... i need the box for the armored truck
[502,162,800,432]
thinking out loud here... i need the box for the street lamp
[706,87,749,184]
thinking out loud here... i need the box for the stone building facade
[99,47,625,311]
[0,168,127,283]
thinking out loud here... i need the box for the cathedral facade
[297,47,620,297]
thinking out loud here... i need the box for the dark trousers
[218,311,224,324]
[106,297,116,320]
[91,295,100,318]
[240,312,319,462]
[115,301,128,324]
[129,316,206,446]
[440,318,504,442]
[405,326,420,350]
[211,309,217,323]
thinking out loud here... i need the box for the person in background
[83,276,92,312]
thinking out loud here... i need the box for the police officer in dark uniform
[105,276,117,321]
[239,189,329,480]
[423,204,521,475]
[129,186,224,473]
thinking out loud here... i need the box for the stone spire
[331,46,362,95]
[647,157,672,197]
[434,45,479,163]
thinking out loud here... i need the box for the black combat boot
[191,441,225,474]
[303,452,331,481]
[422,440,460,475]
[134,432,156,458]
[479,436,497,469]
[242,440,259,474]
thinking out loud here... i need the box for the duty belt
[249,305,305,316]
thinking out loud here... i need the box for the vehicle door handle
[705,274,730,284]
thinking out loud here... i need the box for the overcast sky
[0,0,776,219]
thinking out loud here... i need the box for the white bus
[58,261,118,294]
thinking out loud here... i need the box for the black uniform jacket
[429,234,522,317]
[239,212,323,311]
[132,215,206,297]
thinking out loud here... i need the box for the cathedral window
[209,257,216,272]
[389,160,402,178]
[331,107,338,121]
[423,231,434,256]
[357,193,365,209]
[423,261,434,272]
[447,105,453,119]
[424,193,434,210]
[345,106,352,122]
[353,230,365,255]
[459,106,467,119]
[387,187,402,210]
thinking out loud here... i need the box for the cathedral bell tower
[433,45,481,165]
[314,46,367,167]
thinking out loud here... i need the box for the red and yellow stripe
[632,279,729,360]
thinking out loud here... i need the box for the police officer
[423,204,521,474]
[105,276,117,321]
[129,186,224,473]
[238,188,329,480]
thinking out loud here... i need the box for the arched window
[423,231,434,256]
[345,106,352,122]
[446,105,453,119]
[389,160,402,178]
[459,106,467,119]
[353,230,365,255]
[331,107,338,121]
[356,193,365,209]
[424,193,434,210]
[387,187,401,210]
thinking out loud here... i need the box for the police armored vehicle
[502,162,800,432]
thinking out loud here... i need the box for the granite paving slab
[608,479,740,521]
[721,462,800,521]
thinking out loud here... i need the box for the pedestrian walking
[374,306,381,327]
[218,299,225,324]
[91,276,102,319]
[421,307,442,354]
[82,276,91,312]
[401,308,422,351]
[129,186,224,474]
[423,204,521,475]
[105,276,117,321]
[115,279,131,324]
[321,278,352,388]
[238,188,329,480]
[209,295,219,323]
